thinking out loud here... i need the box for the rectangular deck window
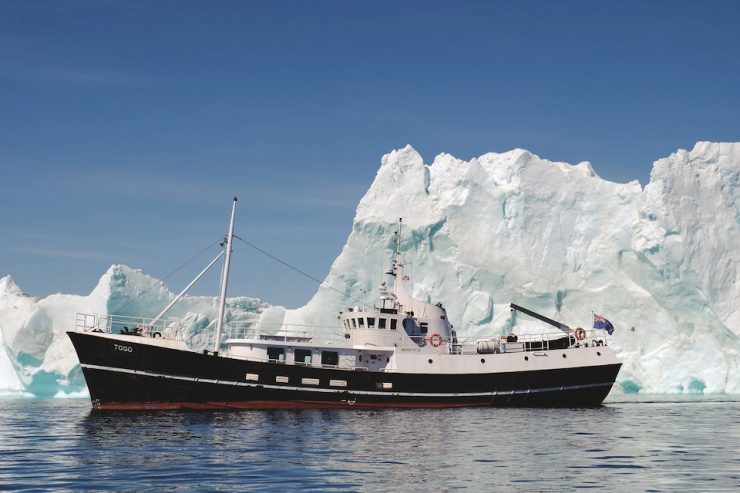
[358,318,365,328]
[329,379,347,387]
[267,347,285,362]
[276,376,289,383]
[245,373,259,381]
[295,349,312,365]
[390,319,397,330]
[301,378,319,386]
[321,351,339,366]
[367,317,375,328]
[378,318,386,329]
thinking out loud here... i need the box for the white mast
[214,197,237,354]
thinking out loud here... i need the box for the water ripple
[0,397,739,491]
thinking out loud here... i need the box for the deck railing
[74,313,186,341]
[224,321,347,345]
[225,319,609,354]
[76,312,609,354]
[458,328,609,354]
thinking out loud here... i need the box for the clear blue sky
[1,0,738,308]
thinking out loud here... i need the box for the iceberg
[0,142,738,397]
[286,141,740,394]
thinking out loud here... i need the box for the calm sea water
[0,396,738,492]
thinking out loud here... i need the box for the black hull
[68,332,621,410]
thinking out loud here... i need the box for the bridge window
[390,319,397,330]
[402,317,416,335]
[267,347,285,362]
[295,349,312,365]
[379,318,386,329]
[420,322,428,335]
[358,318,365,328]
[321,351,339,366]
[351,318,357,328]
[367,317,375,328]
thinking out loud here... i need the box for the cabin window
[321,351,339,366]
[420,322,429,335]
[379,318,386,329]
[367,317,375,328]
[390,319,397,330]
[344,320,351,330]
[267,347,285,362]
[358,318,365,328]
[351,318,357,328]
[295,349,312,365]
[370,354,377,360]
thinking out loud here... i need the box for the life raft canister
[429,333,443,347]
[574,327,586,341]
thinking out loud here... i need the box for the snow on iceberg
[0,141,737,397]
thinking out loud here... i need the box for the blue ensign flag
[593,313,615,335]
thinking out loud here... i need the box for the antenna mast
[393,218,403,298]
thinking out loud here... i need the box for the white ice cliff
[1,141,738,396]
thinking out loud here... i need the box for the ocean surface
[0,395,738,492]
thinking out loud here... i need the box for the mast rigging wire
[110,234,367,315]
[109,240,223,314]
[233,235,366,307]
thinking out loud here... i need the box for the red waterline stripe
[93,400,489,411]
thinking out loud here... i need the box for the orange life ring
[429,333,443,347]
[574,327,586,341]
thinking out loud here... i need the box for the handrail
[74,313,185,341]
[224,321,345,345]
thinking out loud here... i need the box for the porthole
[428,359,433,364]
[562,354,567,359]
[524,356,528,361]
[597,351,601,356]
[480,358,485,363]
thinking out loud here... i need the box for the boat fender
[429,333,443,347]
[574,327,586,341]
